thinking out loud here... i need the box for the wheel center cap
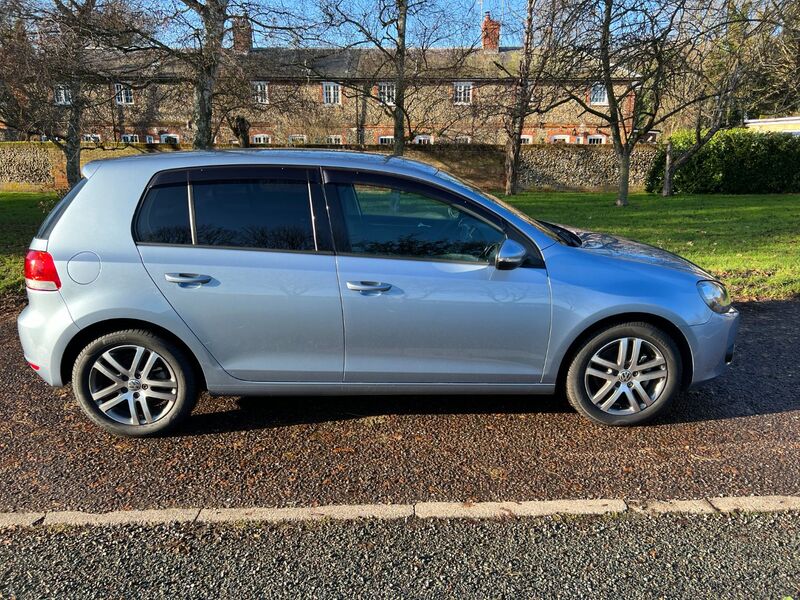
[127,379,142,391]
[619,370,633,382]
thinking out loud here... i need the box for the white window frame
[322,82,341,105]
[326,135,343,145]
[520,135,533,145]
[252,134,271,144]
[589,83,608,106]
[378,82,396,106]
[413,134,433,145]
[288,134,307,145]
[378,135,394,146]
[551,135,571,144]
[454,135,472,144]
[587,135,606,145]
[453,81,473,105]
[54,85,72,106]
[160,133,179,144]
[114,83,134,105]
[145,135,156,144]
[252,81,269,104]
[81,133,101,143]
[121,134,139,143]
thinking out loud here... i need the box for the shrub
[646,128,800,194]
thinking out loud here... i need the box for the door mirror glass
[495,239,527,270]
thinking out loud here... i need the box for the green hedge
[646,129,800,194]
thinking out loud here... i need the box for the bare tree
[318,0,477,155]
[0,0,150,186]
[549,0,779,206]
[488,0,579,195]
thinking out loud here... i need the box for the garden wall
[0,141,657,192]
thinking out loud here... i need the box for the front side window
[378,82,395,106]
[322,82,341,105]
[590,83,608,105]
[193,179,315,251]
[114,83,134,105]
[333,183,504,263]
[54,85,72,106]
[453,82,473,105]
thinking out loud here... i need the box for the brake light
[25,250,61,291]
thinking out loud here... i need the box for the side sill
[207,382,556,397]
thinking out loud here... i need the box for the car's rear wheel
[565,322,682,426]
[72,329,198,437]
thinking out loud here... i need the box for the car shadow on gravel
[178,393,573,436]
[176,300,800,436]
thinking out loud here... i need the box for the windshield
[434,170,563,244]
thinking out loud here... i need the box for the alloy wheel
[88,344,178,426]
[584,337,668,415]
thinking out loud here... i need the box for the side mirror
[495,239,527,270]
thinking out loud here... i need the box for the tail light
[25,250,61,291]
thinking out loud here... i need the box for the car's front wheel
[72,329,198,437]
[565,322,682,426]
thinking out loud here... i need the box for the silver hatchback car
[18,150,739,436]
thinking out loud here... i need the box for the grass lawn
[1,190,798,301]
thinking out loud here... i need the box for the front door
[324,171,551,384]
[135,166,343,382]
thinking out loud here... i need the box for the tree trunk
[392,0,407,156]
[504,115,524,195]
[193,75,215,149]
[662,141,674,197]
[64,99,83,188]
[616,150,630,206]
[230,115,250,147]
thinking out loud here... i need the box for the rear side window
[36,178,88,240]
[192,179,315,251]
[135,184,192,244]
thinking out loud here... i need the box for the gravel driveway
[0,300,798,512]
[2,512,799,599]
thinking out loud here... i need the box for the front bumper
[17,290,80,387]
[688,306,740,387]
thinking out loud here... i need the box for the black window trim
[133,165,334,254]
[320,167,545,268]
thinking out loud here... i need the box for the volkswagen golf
[18,150,739,436]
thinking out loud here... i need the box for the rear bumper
[17,290,79,387]
[688,307,740,387]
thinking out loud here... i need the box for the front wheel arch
[60,318,207,391]
[555,313,693,393]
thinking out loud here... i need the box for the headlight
[697,280,732,314]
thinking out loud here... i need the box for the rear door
[323,170,551,384]
[135,165,344,382]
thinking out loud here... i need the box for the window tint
[193,179,314,251]
[336,183,504,262]
[135,183,192,244]
[37,178,88,240]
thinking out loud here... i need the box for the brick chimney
[232,15,253,54]
[481,12,501,52]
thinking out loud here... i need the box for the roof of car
[83,149,442,181]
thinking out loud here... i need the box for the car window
[135,183,192,245]
[335,183,505,263]
[192,179,315,251]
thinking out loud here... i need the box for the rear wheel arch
[60,318,207,391]
[555,312,693,392]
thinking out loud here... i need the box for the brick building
[4,13,636,147]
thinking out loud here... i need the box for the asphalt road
[1,300,798,512]
[2,512,799,598]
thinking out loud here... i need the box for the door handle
[346,280,392,293]
[165,273,212,285]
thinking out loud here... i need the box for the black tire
[72,329,198,437]
[565,322,682,426]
